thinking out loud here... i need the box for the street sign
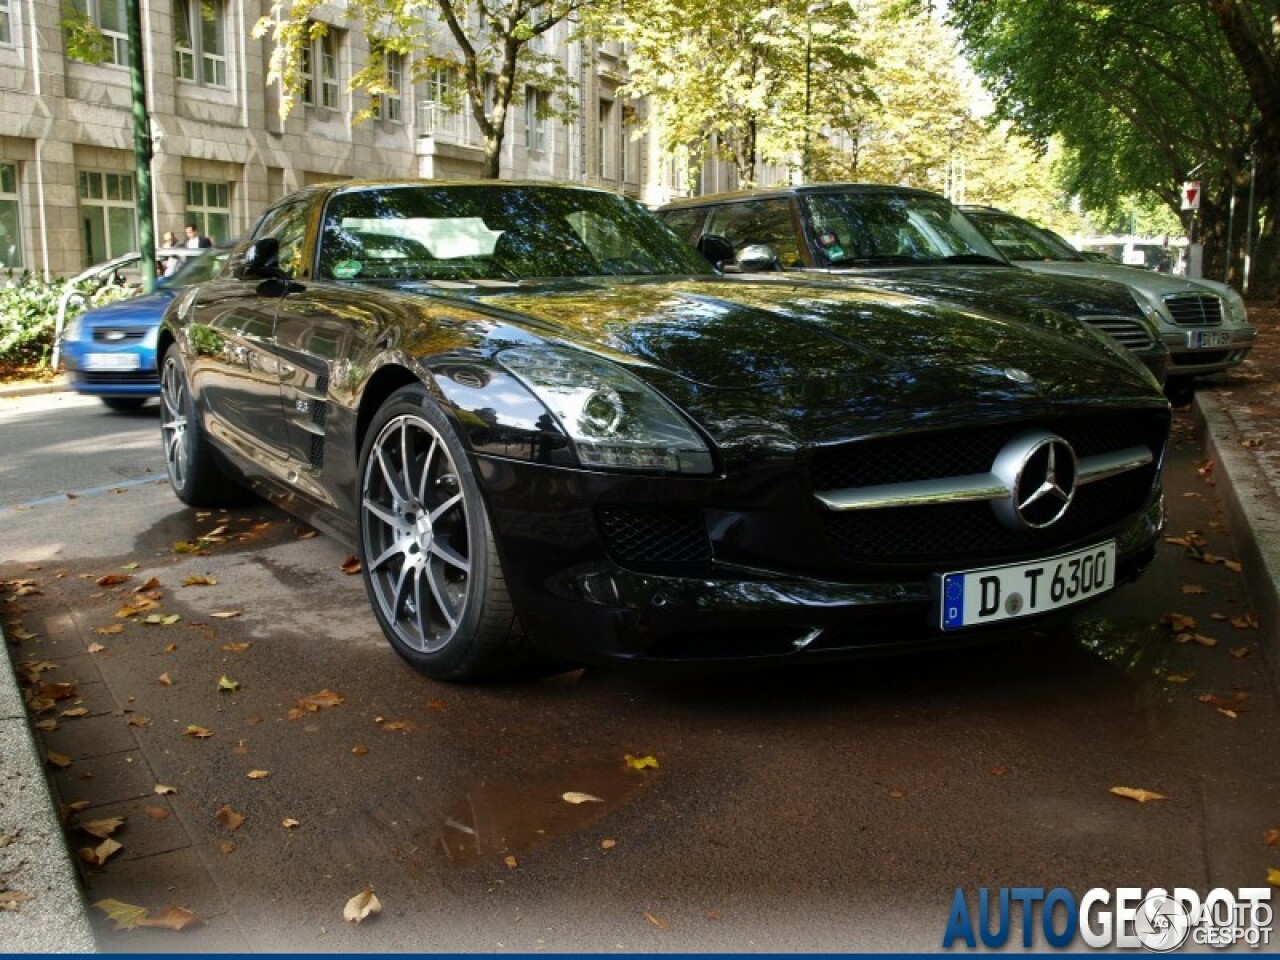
[1181,181,1201,211]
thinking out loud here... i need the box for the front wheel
[357,385,527,681]
[160,345,253,506]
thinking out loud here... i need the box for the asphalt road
[1,394,1277,952]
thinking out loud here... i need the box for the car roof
[658,182,946,210]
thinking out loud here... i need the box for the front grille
[77,371,159,386]
[811,412,1167,567]
[597,506,710,565]
[1080,315,1156,350]
[1164,294,1222,327]
[92,327,148,343]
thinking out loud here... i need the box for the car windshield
[318,185,711,282]
[166,250,230,286]
[967,213,1085,263]
[800,191,1007,267]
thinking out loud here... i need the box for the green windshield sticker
[332,259,362,279]
[826,245,845,260]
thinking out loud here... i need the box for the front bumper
[60,343,159,397]
[478,455,1166,667]
[1162,327,1257,377]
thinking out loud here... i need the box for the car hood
[1014,260,1228,299]
[459,277,1161,445]
[809,264,1142,320]
[79,289,177,325]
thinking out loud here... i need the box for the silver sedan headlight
[499,346,714,475]
[1220,286,1249,326]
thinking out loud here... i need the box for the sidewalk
[2,315,1279,950]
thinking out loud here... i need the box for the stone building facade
[0,0,709,276]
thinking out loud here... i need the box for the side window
[658,208,702,246]
[702,200,802,266]
[251,201,311,277]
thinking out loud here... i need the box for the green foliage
[59,0,111,64]
[597,0,873,186]
[0,272,135,366]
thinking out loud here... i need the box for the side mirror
[734,243,781,273]
[696,234,735,270]
[236,237,284,280]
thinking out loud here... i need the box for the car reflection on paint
[157,180,1170,681]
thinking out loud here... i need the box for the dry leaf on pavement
[182,724,213,738]
[80,837,123,866]
[246,770,270,780]
[0,890,33,912]
[562,792,604,804]
[92,898,149,930]
[222,642,251,652]
[218,675,240,693]
[143,806,170,820]
[287,689,345,720]
[282,818,301,829]
[340,555,362,575]
[78,817,125,839]
[154,784,177,795]
[182,575,218,587]
[93,624,124,635]
[95,574,132,588]
[137,905,201,931]
[1109,786,1167,803]
[216,805,246,832]
[645,911,670,929]
[210,611,241,619]
[343,886,382,923]
[45,751,72,769]
[625,754,660,770]
[1180,584,1207,596]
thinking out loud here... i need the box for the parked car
[656,184,1169,384]
[159,181,1169,681]
[60,248,228,410]
[957,205,1256,384]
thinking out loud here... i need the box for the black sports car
[158,181,1169,681]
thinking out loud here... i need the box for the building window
[597,99,614,178]
[72,0,128,66]
[0,0,13,46]
[78,171,136,266]
[302,27,340,109]
[0,164,22,269]
[524,86,547,152]
[184,180,230,245]
[174,0,227,87]
[380,51,404,122]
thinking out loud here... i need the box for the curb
[1194,390,1280,695]
[0,377,71,400]
[0,621,97,952]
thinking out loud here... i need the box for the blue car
[59,249,227,410]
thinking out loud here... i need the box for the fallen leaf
[182,725,213,738]
[340,555,362,575]
[644,911,669,929]
[37,681,77,700]
[164,643,177,653]
[87,642,106,653]
[1110,786,1167,803]
[217,675,240,693]
[1192,633,1218,648]
[1180,584,1207,596]
[1165,673,1195,683]
[562,792,604,805]
[504,855,518,869]
[115,596,160,618]
[46,751,72,769]
[79,817,125,839]
[989,766,1009,776]
[92,625,124,636]
[7,624,37,641]
[1241,437,1265,448]
[1230,646,1251,660]
[1218,708,1239,720]
[382,720,415,734]
[80,837,123,866]
[247,769,270,780]
[210,611,241,619]
[154,784,177,795]
[287,689,345,720]
[95,574,132,588]
[1269,868,1280,886]
[889,788,907,799]
[93,898,148,930]
[624,754,660,770]
[142,613,181,626]
[137,905,201,931]
[133,577,162,593]
[220,841,236,854]
[126,714,151,728]
[343,886,382,923]
[1231,613,1260,630]
[158,673,173,686]
[34,719,57,732]
[172,540,205,555]
[298,530,318,539]
[1265,829,1280,847]
[182,575,218,587]
[1159,612,1197,633]
[1224,559,1243,573]
[222,642,251,652]
[61,707,89,718]
[122,562,139,570]
[282,818,301,829]
[351,745,369,756]
[426,699,447,711]
[143,806,170,820]
[216,805,245,832]
[601,838,617,850]
[0,890,33,912]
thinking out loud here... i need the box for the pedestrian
[184,222,212,249]
[161,230,177,248]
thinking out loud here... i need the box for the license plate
[84,352,141,371]
[940,542,1116,630]
[1188,330,1231,349]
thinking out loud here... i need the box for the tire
[1164,376,1195,406]
[159,344,253,506]
[357,384,527,681]
[101,396,148,412]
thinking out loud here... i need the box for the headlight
[1220,287,1249,325]
[62,314,84,342]
[498,346,713,475]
